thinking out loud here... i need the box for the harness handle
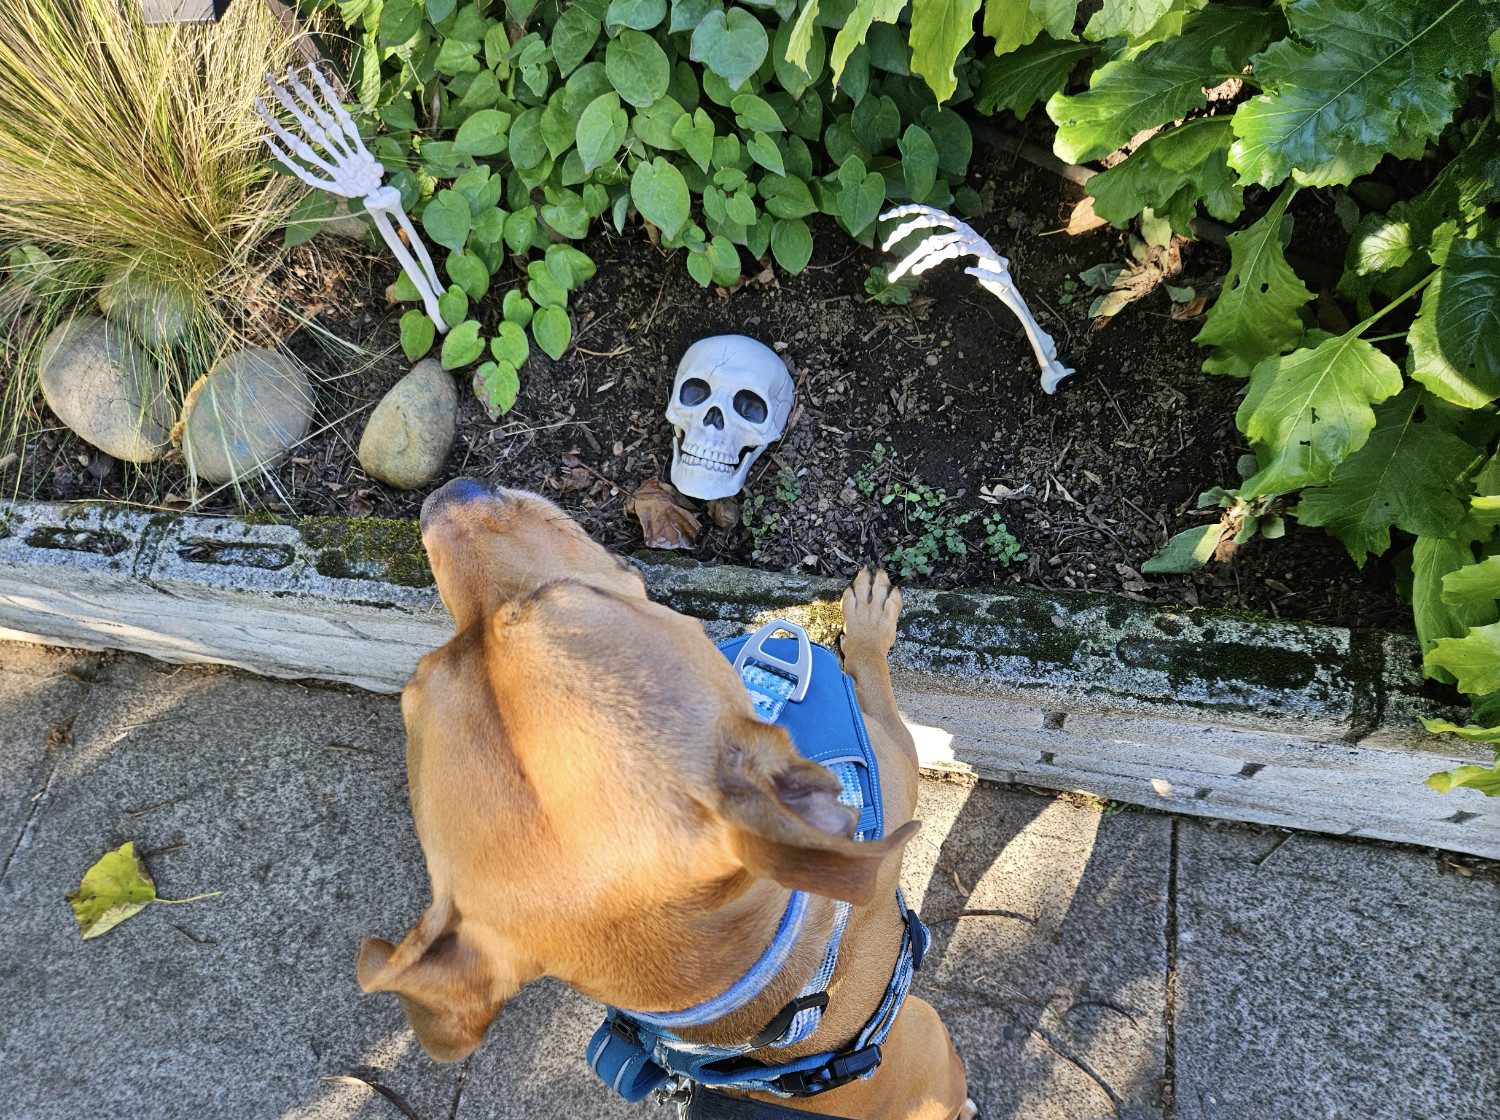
[732,620,814,703]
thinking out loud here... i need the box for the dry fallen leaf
[707,496,741,528]
[1065,197,1109,235]
[1170,296,1208,320]
[627,478,701,549]
[348,487,378,517]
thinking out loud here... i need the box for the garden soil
[4,140,1408,632]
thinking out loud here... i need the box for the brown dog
[358,479,973,1119]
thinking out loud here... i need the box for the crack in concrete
[1163,817,1180,1119]
[446,1053,472,1120]
[0,653,102,882]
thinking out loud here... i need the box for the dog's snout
[420,477,508,533]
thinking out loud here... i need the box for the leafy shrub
[306,0,983,412]
[977,0,1500,785]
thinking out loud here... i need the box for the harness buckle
[732,619,814,703]
[608,1015,641,1044]
[747,990,831,1050]
[770,1043,883,1096]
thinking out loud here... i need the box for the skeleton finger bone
[256,102,342,184]
[888,234,987,282]
[286,69,355,161]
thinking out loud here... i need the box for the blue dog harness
[587,621,929,1103]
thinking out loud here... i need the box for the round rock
[37,315,173,462]
[357,359,457,489]
[97,267,194,349]
[181,348,315,484]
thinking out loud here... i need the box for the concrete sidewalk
[0,640,1494,1120]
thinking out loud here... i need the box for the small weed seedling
[981,515,1027,565]
[882,481,974,577]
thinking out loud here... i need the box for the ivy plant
[303,0,986,417]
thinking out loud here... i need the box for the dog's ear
[357,899,506,1062]
[715,712,919,906]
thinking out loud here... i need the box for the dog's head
[358,480,915,1061]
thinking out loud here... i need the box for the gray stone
[37,316,173,462]
[1173,818,1500,1119]
[321,200,373,242]
[97,267,194,349]
[181,347,315,483]
[357,359,457,489]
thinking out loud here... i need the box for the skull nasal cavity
[703,406,725,430]
[679,378,711,406]
[734,390,768,423]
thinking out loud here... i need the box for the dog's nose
[420,477,508,533]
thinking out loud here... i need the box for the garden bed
[3,136,1407,631]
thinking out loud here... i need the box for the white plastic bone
[881,205,1074,394]
[257,66,449,333]
[666,335,794,500]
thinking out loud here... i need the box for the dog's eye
[679,378,711,406]
[733,390,768,424]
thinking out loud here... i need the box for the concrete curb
[2,499,1497,857]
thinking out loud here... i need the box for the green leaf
[399,310,437,361]
[1415,534,1497,682]
[1088,117,1243,235]
[283,189,336,247]
[1230,0,1499,189]
[899,125,938,203]
[1443,554,1500,614]
[1237,331,1404,498]
[1428,621,1500,696]
[671,0,723,34]
[746,131,785,175]
[438,285,469,328]
[1294,386,1483,567]
[1425,756,1500,797]
[503,290,535,326]
[777,2,825,93]
[691,7,770,90]
[922,107,972,179]
[528,261,570,307]
[1410,239,1500,409]
[454,109,513,156]
[474,360,521,419]
[1422,716,1500,744]
[472,205,507,243]
[394,270,422,301]
[708,235,741,285]
[725,188,757,226]
[851,93,901,153]
[1195,186,1312,378]
[607,0,668,30]
[908,0,981,104]
[831,0,904,88]
[441,318,486,369]
[566,61,615,117]
[732,93,784,133]
[67,842,158,939]
[631,156,691,237]
[552,6,602,76]
[540,97,577,161]
[508,106,549,168]
[1141,523,1224,573]
[491,320,531,368]
[533,305,573,359]
[427,0,457,22]
[673,107,716,171]
[380,0,424,45]
[864,261,920,304]
[1049,4,1283,164]
[434,37,483,75]
[760,173,815,219]
[837,159,886,235]
[634,96,687,150]
[771,217,813,273]
[606,29,673,107]
[548,244,598,287]
[983,0,1040,54]
[422,190,473,254]
[577,91,630,172]
[1083,0,1176,40]
[687,246,716,286]
[444,250,489,299]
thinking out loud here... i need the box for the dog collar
[588,621,928,1102]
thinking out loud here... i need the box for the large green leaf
[909,0,982,104]
[1294,386,1483,566]
[1428,621,1500,696]
[831,0,904,87]
[974,35,1096,119]
[441,318,486,369]
[631,156,691,237]
[1194,186,1312,378]
[1087,116,1242,234]
[1083,0,1176,40]
[982,0,1041,54]
[422,189,473,254]
[771,217,814,273]
[1425,754,1500,796]
[606,29,672,107]
[1049,4,1283,163]
[899,125,938,202]
[1236,331,1404,498]
[1231,0,1499,188]
[1413,533,1497,681]
[1443,554,1500,614]
[1410,239,1500,409]
[577,92,629,172]
[691,7,770,90]
[552,6,602,76]
[400,310,436,361]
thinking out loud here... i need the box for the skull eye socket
[679,378,712,406]
[733,390,768,424]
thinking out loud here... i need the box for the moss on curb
[298,516,433,588]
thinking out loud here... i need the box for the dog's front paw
[840,568,901,662]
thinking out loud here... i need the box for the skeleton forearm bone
[257,66,449,333]
[881,205,1074,394]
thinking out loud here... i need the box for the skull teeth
[680,442,741,472]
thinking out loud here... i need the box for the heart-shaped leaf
[441,319,486,369]
[504,206,538,253]
[67,842,158,939]
[577,91,629,173]
[691,7,769,91]
[899,124,938,203]
[725,189,757,226]
[746,131,784,175]
[731,93,784,132]
[527,260,569,308]
[631,156,691,238]
[400,310,436,361]
[672,107,716,171]
[687,245,715,286]
[423,190,472,254]
[473,360,521,419]
[771,216,813,274]
[551,6,601,76]
[533,305,573,360]
[446,250,490,298]
[606,29,671,107]
[503,290,535,327]
[394,270,422,301]
[438,284,469,328]
[838,167,885,235]
[453,109,512,157]
[607,0,667,30]
[492,320,531,368]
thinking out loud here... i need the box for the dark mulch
[3,139,1407,631]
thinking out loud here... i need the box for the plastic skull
[666,335,794,500]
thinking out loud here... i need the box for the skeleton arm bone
[365,188,449,332]
[966,266,1073,394]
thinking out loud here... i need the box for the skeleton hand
[257,67,449,333]
[880,205,1075,394]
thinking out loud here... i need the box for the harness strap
[685,1084,862,1120]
